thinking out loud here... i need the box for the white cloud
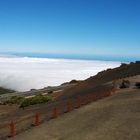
[0,56,121,91]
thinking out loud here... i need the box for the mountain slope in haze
[0,87,15,95]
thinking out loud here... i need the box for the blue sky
[0,0,140,60]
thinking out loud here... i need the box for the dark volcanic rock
[120,80,130,89]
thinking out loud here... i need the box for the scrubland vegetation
[2,94,52,108]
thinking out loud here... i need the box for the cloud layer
[0,56,121,91]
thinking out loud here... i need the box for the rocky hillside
[62,61,140,97]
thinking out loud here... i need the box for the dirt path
[13,89,140,140]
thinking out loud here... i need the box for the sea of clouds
[0,56,121,91]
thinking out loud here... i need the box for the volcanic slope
[14,87,140,140]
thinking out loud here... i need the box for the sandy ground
[13,88,140,140]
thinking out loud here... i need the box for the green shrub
[4,96,24,104]
[20,95,52,108]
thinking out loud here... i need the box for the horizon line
[0,52,139,62]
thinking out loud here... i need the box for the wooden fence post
[35,112,40,126]
[108,90,112,96]
[93,95,97,102]
[77,96,82,108]
[52,107,58,118]
[66,100,72,112]
[86,95,90,104]
[9,121,15,139]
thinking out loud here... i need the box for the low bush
[20,95,52,108]
[4,96,24,104]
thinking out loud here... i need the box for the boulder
[120,80,130,89]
